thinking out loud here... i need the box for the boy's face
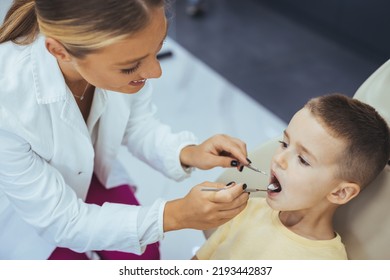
[266,108,347,211]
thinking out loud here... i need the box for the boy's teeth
[267,183,278,191]
[268,180,282,192]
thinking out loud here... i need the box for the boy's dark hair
[305,93,390,189]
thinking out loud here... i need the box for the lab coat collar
[31,35,68,104]
[30,35,109,134]
[30,35,96,141]
[87,87,108,135]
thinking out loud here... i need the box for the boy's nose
[274,150,288,170]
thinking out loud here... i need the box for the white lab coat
[0,36,198,259]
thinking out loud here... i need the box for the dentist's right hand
[163,181,249,232]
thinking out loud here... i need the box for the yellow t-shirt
[196,197,347,260]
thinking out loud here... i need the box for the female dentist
[0,0,250,260]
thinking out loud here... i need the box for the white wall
[0,0,11,21]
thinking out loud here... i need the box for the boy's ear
[327,182,360,205]
[45,37,72,62]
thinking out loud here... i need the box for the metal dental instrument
[201,187,267,193]
[246,163,267,175]
[200,162,269,192]
[201,184,276,193]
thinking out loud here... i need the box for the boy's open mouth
[269,173,282,192]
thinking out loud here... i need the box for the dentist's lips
[129,79,146,86]
[269,172,282,193]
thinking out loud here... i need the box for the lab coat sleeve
[0,129,160,254]
[122,83,199,181]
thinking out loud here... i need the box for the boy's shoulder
[247,196,269,209]
[240,196,273,219]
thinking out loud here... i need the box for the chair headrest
[353,59,390,125]
[337,59,390,259]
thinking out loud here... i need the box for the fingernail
[246,158,252,164]
[242,183,247,190]
[239,166,244,172]
[226,181,235,186]
[231,160,239,167]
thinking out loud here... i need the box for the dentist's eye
[121,62,141,74]
[298,156,310,166]
[278,140,288,149]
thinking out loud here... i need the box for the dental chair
[208,61,390,259]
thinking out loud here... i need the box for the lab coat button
[78,171,82,175]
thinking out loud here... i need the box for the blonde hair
[0,0,165,57]
[0,0,38,45]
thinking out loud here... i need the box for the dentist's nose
[142,57,162,79]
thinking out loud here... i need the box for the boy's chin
[265,196,281,210]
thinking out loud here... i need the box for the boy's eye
[278,140,288,149]
[298,156,310,166]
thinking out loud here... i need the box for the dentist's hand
[180,134,250,171]
[163,181,248,232]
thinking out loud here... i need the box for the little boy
[194,93,390,260]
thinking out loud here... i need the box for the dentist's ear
[45,37,72,62]
[327,182,360,205]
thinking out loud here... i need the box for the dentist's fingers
[179,134,249,170]
[208,182,248,203]
[163,181,249,231]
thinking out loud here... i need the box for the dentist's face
[266,108,347,211]
[69,7,167,94]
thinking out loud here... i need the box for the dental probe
[201,184,277,193]
[246,163,267,175]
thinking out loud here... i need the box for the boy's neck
[279,207,337,240]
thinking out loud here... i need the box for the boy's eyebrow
[284,130,318,162]
[114,25,169,67]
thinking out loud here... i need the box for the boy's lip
[269,169,277,184]
[268,169,282,193]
